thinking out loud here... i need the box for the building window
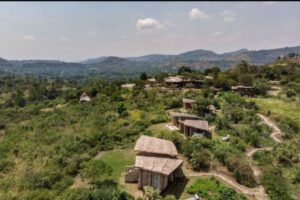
[151,174,160,189]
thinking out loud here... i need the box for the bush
[0,159,15,172]
[286,89,296,97]
[27,170,63,189]
[213,185,246,200]
[80,160,112,182]
[190,150,212,171]
[261,167,293,200]
[233,162,256,187]
[143,186,162,200]
[157,131,184,150]
[253,151,273,166]
[293,167,300,184]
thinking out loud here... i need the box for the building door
[151,174,160,189]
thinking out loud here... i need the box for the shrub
[190,150,212,171]
[213,185,246,200]
[233,162,256,187]
[80,160,112,182]
[0,159,15,172]
[286,89,296,97]
[261,166,293,200]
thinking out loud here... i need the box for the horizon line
[2,44,300,63]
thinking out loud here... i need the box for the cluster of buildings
[164,76,202,88]
[125,97,214,194]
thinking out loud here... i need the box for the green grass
[101,149,135,183]
[251,96,300,125]
[148,123,173,133]
[186,177,220,199]
[250,96,300,198]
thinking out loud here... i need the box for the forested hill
[1,46,300,79]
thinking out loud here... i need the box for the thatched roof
[121,83,136,89]
[134,135,178,157]
[79,92,91,102]
[164,76,184,83]
[182,98,196,104]
[182,119,209,131]
[231,85,254,90]
[148,78,156,82]
[169,111,200,119]
[135,155,183,175]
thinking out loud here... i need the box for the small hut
[164,76,185,88]
[79,92,91,103]
[169,112,200,127]
[125,135,184,192]
[182,98,196,109]
[169,112,211,138]
[121,83,136,90]
[179,119,211,138]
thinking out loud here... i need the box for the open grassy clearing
[101,149,135,183]
[250,96,300,127]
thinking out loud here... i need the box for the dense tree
[140,72,148,80]
[190,149,212,171]
[178,66,192,75]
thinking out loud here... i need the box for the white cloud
[220,10,236,22]
[120,34,127,39]
[23,35,35,40]
[136,18,164,30]
[261,1,276,5]
[213,31,223,37]
[189,8,212,19]
[60,36,70,42]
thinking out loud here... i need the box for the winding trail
[257,114,283,143]
[183,114,285,200]
[246,147,273,157]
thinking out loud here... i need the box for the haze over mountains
[1,46,300,79]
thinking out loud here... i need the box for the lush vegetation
[187,177,246,200]
[0,57,299,199]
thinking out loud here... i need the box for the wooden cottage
[179,119,211,138]
[164,76,185,88]
[169,112,211,138]
[79,92,91,103]
[169,112,200,127]
[231,85,256,96]
[182,98,196,109]
[125,135,184,192]
[164,76,202,88]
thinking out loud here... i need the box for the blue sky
[0,1,299,61]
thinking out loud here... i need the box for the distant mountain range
[1,46,300,79]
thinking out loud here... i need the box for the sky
[0,1,300,61]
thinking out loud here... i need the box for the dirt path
[186,171,267,200]
[245,147,273,184]
[179,154,268,200]
[257,114,283,143]
[246,147,273,157]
